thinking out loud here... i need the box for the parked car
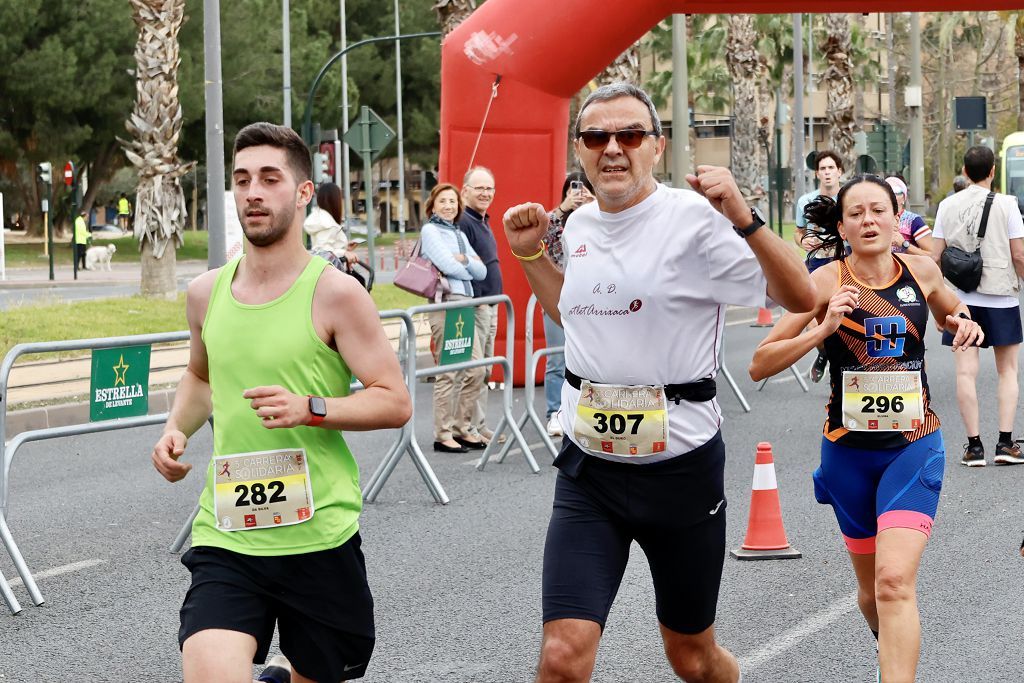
[88,224,127,239]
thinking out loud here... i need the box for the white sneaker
[546,414,563,437]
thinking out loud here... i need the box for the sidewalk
[0,259,208,289]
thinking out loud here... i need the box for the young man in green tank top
[150,122,411,683]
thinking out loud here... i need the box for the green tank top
[190,255,360,556]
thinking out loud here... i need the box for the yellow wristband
[513,243,546,262]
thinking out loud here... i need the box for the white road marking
[737,593,858,672]
[4,558,107,589]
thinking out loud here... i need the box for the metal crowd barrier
[363,294,537,503]
[498,295,560,462]
[757,365,811,393]
[0,331,190,615]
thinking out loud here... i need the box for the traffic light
[312,152,329,184]
[37,161,53,185]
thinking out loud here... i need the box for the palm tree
[594,43,641,87]
[1000,11,1024,129]
[726,14,764,205]
[646,16,730,170]
[820,13,856,164]
[1017,14,1024,130]
[433,0,476,36]
[753,14,794,206]
[121,0,194,300]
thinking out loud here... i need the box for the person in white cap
[884,176,934,257]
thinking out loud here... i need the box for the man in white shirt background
[932,144,1024,467]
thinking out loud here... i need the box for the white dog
[85,244,116,271]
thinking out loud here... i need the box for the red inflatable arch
[439,0,1019,383]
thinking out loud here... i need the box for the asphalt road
[0,261,396,310]
[1,317,1022,682]
[0,279,190,309]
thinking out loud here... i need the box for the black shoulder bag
[940,191,995,293]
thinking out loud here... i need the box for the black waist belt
[564,369,717,405]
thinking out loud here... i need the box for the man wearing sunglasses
[503,83,816,683]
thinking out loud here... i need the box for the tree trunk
[852,13,866,131]
[821,13,856,164]
[687,15,698,167]
[726,15,764,205]
[1018,14,1024,130]
[758,66,774,198]
[433,0,476,37]
[121,0,193,300]
[140,234,177,300]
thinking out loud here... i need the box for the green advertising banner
[90,345,151,422]
[439,307,474,366]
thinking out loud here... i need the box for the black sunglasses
[577,129,658,150]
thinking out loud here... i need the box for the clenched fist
[503,203,549,258]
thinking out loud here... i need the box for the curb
[0,278,135,290]
[5,389,177,440]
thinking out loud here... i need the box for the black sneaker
[994,441,1024,465]
[961,442,986,467]
[809,352,828,383]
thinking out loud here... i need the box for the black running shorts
[178,533,375,681]
[941,304,1023,348]
[542,434,727,635]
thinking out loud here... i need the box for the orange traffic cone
[751,307,774,327]
[731,442,801,560]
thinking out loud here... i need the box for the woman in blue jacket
[420,183,487,453]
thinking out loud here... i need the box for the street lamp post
[340,0,351,223]
[394,0,406,235]
[282,0,291,127]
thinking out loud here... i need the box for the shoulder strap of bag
[977,191,995,240]
[409,238,422,259]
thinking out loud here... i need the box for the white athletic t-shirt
[557,183,768,463]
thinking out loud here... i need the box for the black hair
[963,145,995,183]
[815,150,844,173]
[559,171,594,224]
[233,122,312,183]
[315,182,343,224]
[560,171,592,201]
[802,174,898,261]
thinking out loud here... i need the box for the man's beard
[241,204,294,247]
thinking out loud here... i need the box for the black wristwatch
[307,395,327,427]
[734,207,766,239]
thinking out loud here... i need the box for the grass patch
[2,232,208,268]
[370,283,422,311]
[2,294,188,361]
[3,284,424,361]
[373,230,418,247]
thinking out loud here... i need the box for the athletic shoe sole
[961,458,986,467]
[993,455,1024,465]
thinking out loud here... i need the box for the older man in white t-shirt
[504,83,817,683]
[932,144,1024,467]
